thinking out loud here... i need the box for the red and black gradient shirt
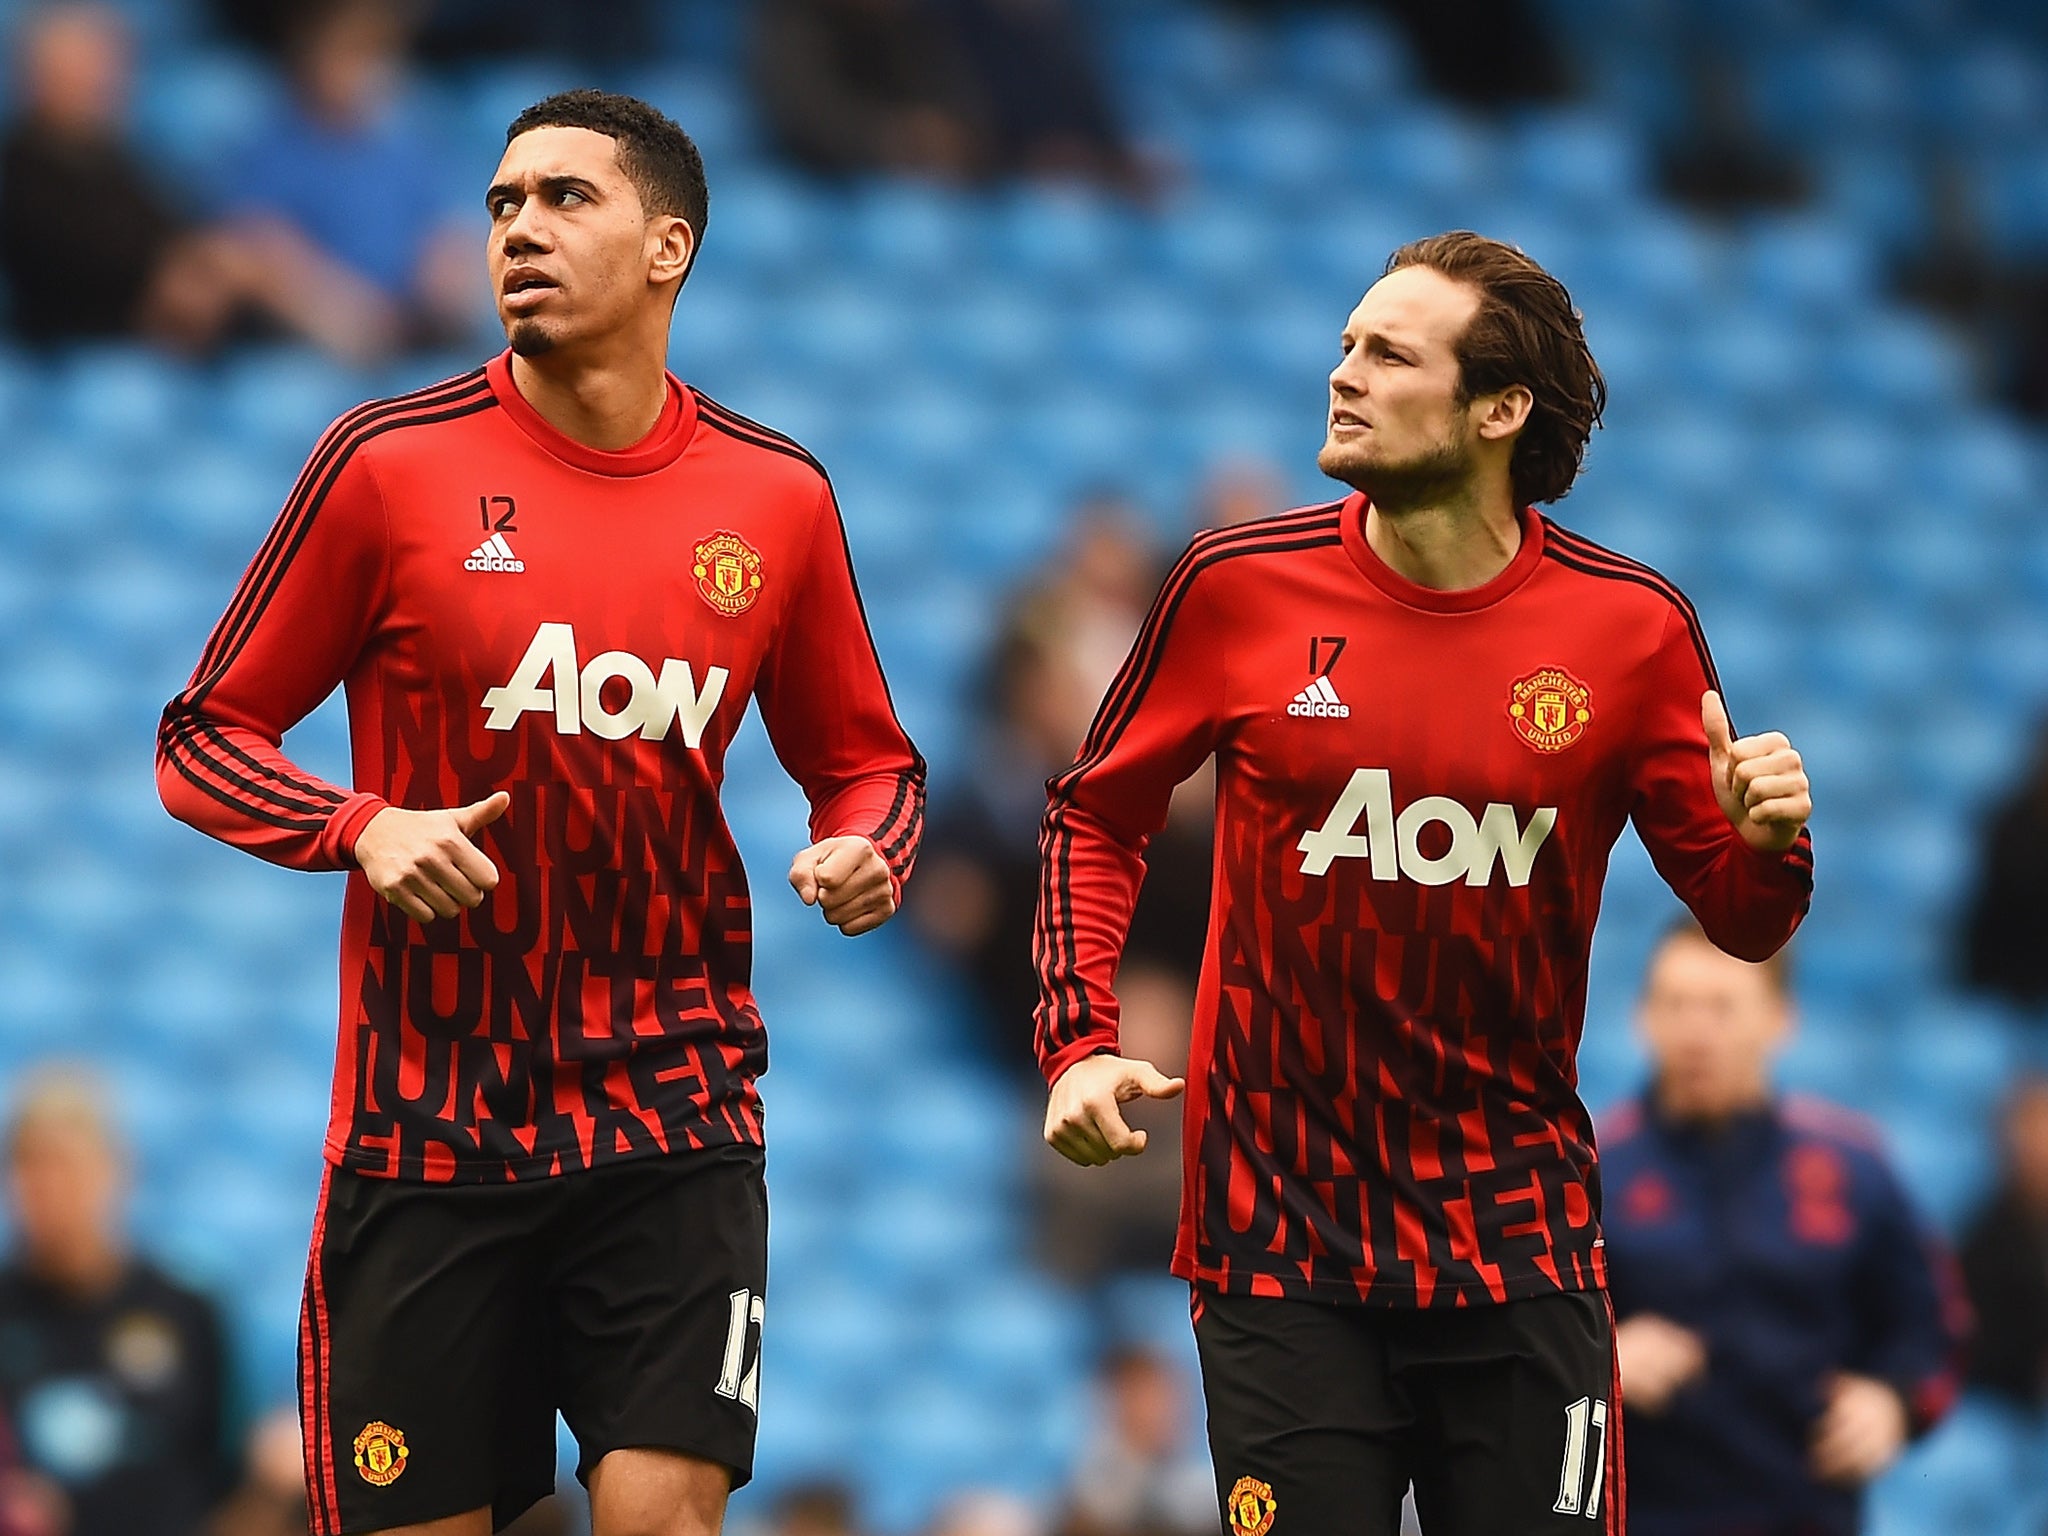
[158,354,924,1183]
[1035,496,1813,1307]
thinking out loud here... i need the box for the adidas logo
[465,533,525,573]
[1288,674,1350,719]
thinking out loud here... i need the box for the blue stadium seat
[131,46,279,182]
[1875,1104,1993,1231]
[1270,8,1411,103]
[980,188,1137,294]
[1672,312,1816,421]
[1816,146,1937,258]
[1871,1395,2048,1536]
[1820,314,1974,414]
[929,1276,1091,1397]
[212,350,362,457]
[1345,108,1498,217]
[1734,218,1881,325]
[617,66,757,169]
[1113,7,1268,105]
[1571,215,1727,319]
[148,444,294,562]
[861,1377,1050,1529]
[1184,97,1348,207]
[0,443,126,556]
[1749,33,1914,150]
[864,1068,1028,1198]
[840,1177,1015,1287]
[750,1372,862,1489]
[1504,110,1647,213]
[1921,42,2047,151]
[767,1274,922,1399]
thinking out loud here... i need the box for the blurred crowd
[0,0,1575,365]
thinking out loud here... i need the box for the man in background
[1601,918,1964,1536]
[0,3,359,356]
[0,1071,238,1536]
[1958,1076,2048,1415]
[1058,1345,1213,1536]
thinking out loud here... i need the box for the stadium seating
[0,0,2043,1527]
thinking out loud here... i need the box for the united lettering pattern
[1036,497,1811,1306]
[160,355,923,1182]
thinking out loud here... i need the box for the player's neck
[1362,484,1522,592]
[27,1237,127,1300]
[1654,1076,1773,1130]
[508,341,670,452]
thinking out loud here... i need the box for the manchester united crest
[693,531,764,617]
[1508,666,1593,754]
[1226,1476,1277,1536]
[353,1421,409,1487]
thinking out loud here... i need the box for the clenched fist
[788,835,896,936]
[353,791,509,923]
[1703,691,1811,854]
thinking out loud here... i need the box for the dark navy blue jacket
[1600,1091,1965,1536]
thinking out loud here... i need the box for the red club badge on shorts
[353,1421,409,1486]
[1227,1475,1277,1536]
[1508,665,1593,754]
[693,531,764,617]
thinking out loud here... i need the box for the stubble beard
[1318,429,1476,516]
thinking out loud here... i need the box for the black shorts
[298,1146,768,1536]
[1194,1286,1624,1536]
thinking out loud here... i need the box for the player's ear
[1474,382,1533,441]
[649,216,695,287]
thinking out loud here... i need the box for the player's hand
[1614,1313,1708,1415]
[1810,1372,1909,1486]
[1703,691,1811,854]
[1044,1053,1186,1167]
[353,792,508,923]
[788,835,896,936]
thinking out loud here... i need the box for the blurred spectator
[220,0,662,67]
[0,1070,239,1536]
[751,0,987,181]
[420,0,659,68]
[1191,457,1287,532]
[1056,1345,1213,1536]
[912,496,1182,1063]
[943,0,1149,190]
[1652,47,1808,212]
[206,1407,300,1536]
[925,1490,1040,1536]
[1960,719,2048,1010]
[0,1400,63,1536]
[1601,918,1964,1536]
[1958,1076,2048,1413]
[1219,0,1565,109]
[752,0,1146,190]
[219,0,477,364]
[763,1478,865,1536]
[1364,0,1566,110]
[0,4,330,353]
[907,498,1206,1279]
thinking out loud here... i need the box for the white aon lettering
[481,622,729,746]
[1296,768,1558,886]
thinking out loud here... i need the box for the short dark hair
[506,89,708,276]
[1384,231,1606,507]
[1653,912,1793,997]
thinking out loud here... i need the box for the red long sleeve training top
[159,355,924,1183]
[1036,496,1812,1307]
